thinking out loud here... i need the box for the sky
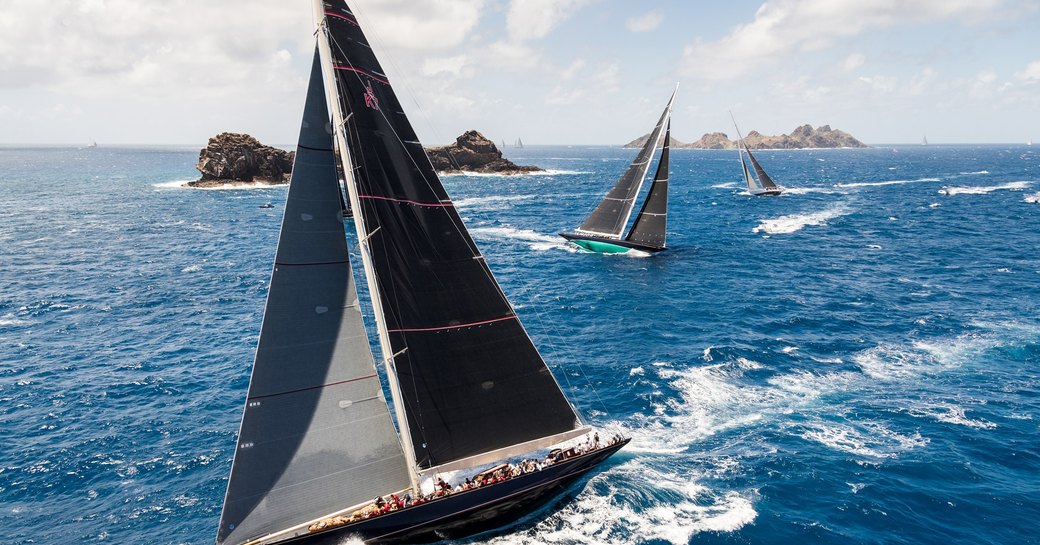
[1,0,1039,146]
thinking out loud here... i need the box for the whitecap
[453,194,535,209]
[906,403,997,429]
[752,204,851,235]
[835,177,941,188]
[958,170,990,175]
[1024,192,1040,203]
[152,179,194,189]
[469,226,577,253]
[940,181,1031,195]
[800,420,928,458]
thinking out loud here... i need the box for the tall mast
[311,0,420,494]
[618,83,677,236]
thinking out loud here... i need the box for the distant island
[189,130,541,187]
[426,130,543,174]
[624,124,868,149]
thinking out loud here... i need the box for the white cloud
[681,0,1003,80]
[1015,60,1040,82]
[506,0,594,41]
[858,75,898,94]
[839,53,865,72]
[422,55,472,77]
[909,67,938,95]
[351,0,485,50]
[627,10,664,33]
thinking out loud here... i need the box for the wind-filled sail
[744,145,779,189]
[624,122,670,249]
[578,96,673,237]
[318,0,583,472]
[217,50,410,545]
[739,151,757,191]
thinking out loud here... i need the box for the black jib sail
[624,121,670,249]
[216,49,411,545]
[317,0,585,473]
[744,145,779,189]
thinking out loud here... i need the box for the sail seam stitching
[387,315,516,333]
[247,374,378,400]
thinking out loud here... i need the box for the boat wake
[470,226,578,253]
[781,186,844,195]
[835,177,941,188]
[940,181,1031,195]
[752,204,851,235]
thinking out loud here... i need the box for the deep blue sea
[2,143,1039,545]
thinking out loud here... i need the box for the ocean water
[1,144,1038,544]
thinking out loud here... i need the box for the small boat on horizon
[559,87,676,254]
[730,112,784,196]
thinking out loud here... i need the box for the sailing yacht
[730,113,784,196]
[559,88,676,254]
[214,2,626,545]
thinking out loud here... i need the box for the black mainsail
[560,89,676,253]
[730,112,783,196]
[316,0,585,473]
[215,3,631,544]
[216,50,411,545]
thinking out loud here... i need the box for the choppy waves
[940,181,1031,195]
[753,204,851,234]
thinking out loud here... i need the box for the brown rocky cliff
[191,132,294,187]
[425,130,543,174]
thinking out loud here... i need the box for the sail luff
[739,151,756,191]
[313,1,421,493]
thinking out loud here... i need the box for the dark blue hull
[285,439,628,544]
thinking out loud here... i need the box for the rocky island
[188,130,541,188]
[625,124,867,149]
[189,132,294,187]
[426,130,543,174]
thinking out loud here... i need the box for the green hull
[571,239,634,254]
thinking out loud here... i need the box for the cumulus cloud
[627,10,664,33]
[506,0,595,41]
[839,53,866,72]
[1015,60,1040,82]
[681,0,1003,80]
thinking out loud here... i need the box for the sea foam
[753,204,851,235]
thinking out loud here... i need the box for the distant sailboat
[921,135,929,146]
[515,137,524,149]
[87,141,97,149]
[1028,139,1033,146]
[730,112,784,196]
[559,87,676,254]
[214,2,627,545]
[501,138,507,149]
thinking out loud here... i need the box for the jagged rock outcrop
[425,130,543,174]
[688,132,735,149]
[190,132,294,187]
[625,124,867,149]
